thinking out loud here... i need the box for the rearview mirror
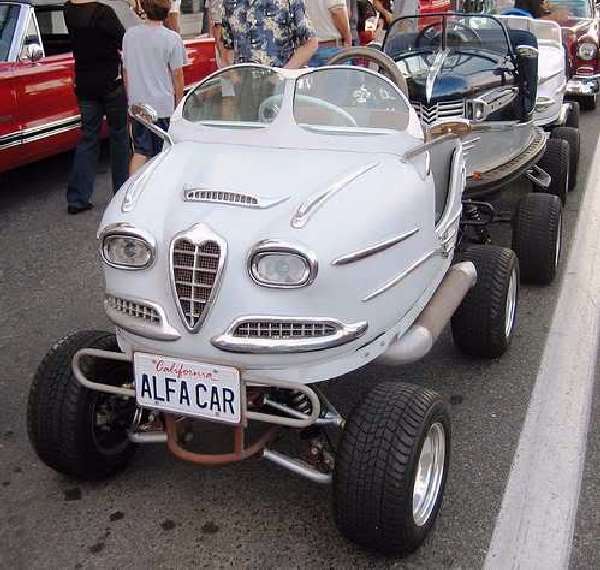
[129,103,173,147]
[25,43,44,63]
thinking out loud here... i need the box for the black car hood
[401,50,510,103]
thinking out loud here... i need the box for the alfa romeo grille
[171,239,222,331]
[233,320,338,339]
[105,295,160,324]
[184,188,259,206]
[413,99,465,125]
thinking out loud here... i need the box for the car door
[11,5,80,165]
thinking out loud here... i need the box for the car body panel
[99,65,465,383]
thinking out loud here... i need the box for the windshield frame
[383,12,515,58]
[182,63,414,137]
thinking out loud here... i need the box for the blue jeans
[308,46,342,68]
[67,85,129,208]
[131,118,170,158]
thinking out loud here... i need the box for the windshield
[0,4,19,61]
[294,68,409,131]
[384,14,511,59]
[182,66,286,125]
[542,0,593,23]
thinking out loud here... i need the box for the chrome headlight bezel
[578,42,597,61]
[99,223,156,270]
[248,241,318,288]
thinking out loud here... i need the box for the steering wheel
[326,46,409,96]
[258,94,358,127]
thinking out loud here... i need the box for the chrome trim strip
[248,240,318,288]
[291,162,379,229]
[401,133,460,162]
[169,222,227,333]
[98,222,157,271]
[104,294,181,341]
[331,227,420,266]
[211,316,368,353]
[362,249,439,302]
[0,115,81,150]
[183,184,289,209]
[426,49,449,103]
[121,148,171,212]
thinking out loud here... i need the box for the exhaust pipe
[378,262,477,365]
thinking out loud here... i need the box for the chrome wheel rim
[555,213,563,268]
[412,422,446,527]
[505,268,517,338]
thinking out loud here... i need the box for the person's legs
[130,120,153,175]
[103,86,129,193]
[67,98,103,209]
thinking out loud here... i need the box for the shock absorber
[462,200,491,244]
[290,391,312,415]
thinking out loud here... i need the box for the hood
[404,51,507,103]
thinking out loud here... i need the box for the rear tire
[512,193,562,286]
[566,101,580,128]
[451,245,519,358]
[536,138,570,203]
[551,126,579,191]
[27,330,136,481]
[580,94,597,111]
[334,382,450,555]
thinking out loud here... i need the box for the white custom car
[28,63,520,555]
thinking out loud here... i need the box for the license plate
[133,353,241,424]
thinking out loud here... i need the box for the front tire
[451,245,519,359]
[512,193,562,286]
[551,126,579,191]
[579,93,597,111]
[536,138,570,203]
[27,330,136,481]
[334,382,450,555]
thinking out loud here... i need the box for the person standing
[207,0,226,67]
[122,0,187,173]
[306,0,352,66]
[372,0,419,29]
[64,0,129,215]
[221,0,318,68]
[165,0,181,33]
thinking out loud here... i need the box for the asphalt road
[1,110,599,569]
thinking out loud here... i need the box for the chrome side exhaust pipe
[378,262,477,365]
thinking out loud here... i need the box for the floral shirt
[222,0,316,68]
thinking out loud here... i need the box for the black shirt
[63,1,125,99]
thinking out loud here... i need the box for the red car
[0,0,217,174]
[543,0,600,109]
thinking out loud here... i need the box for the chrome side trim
[183,184,289,209]
[331,227,420,266]
[362,249,439,302]
[169,223,227,333]
[426,49,449,103]
[121,148,171,213]
[104,294,181,341]
[291,162,380,229]
[248,240,318,288]
[401,133,460,162]
[98,222,157,271]
[211,316,368,353]
[0,115,81,151]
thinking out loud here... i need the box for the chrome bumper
[566,75,600,96]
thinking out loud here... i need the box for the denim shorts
[131,117,170,158]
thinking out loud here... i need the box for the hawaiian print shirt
[222,0,316,68]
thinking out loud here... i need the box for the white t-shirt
[123,24,187,117]
[305,0,347,41]
[170,0,181,13]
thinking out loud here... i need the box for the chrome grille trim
[183,184,289,209]
[212,317,368,353]
[169,223,227,333]
[234,320,338,339]
[104,294,180,341]
[413,100,465,126]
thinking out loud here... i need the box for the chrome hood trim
[183,184,289,209]
[426,49,450,104]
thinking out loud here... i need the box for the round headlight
[102,235,153,269]
[249,242,317,288]
[578,42,597,61]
